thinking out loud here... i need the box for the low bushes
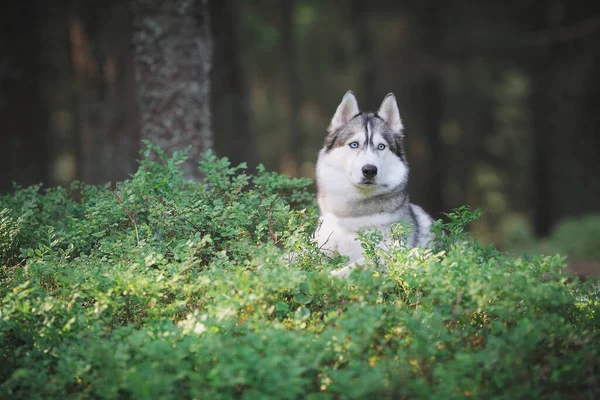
[1,143,598,399]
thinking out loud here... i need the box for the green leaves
[0,143,599,399]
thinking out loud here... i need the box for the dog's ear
[378,93,403,132]
[330,90,360,131]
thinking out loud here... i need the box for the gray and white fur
[315,90,433,277]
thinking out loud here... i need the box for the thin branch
[265,207,281,244]
[452,291,464,322]
[153,196,204,232]
[112,187,140,246]
[318,231,334,252]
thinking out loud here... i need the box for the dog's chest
[316,212,399,262]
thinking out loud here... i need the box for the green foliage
[1,144,599,399]
[503,213,600,262]
[0,208,20,265]
[547,214,600,260]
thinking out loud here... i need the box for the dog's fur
[315,91,433,277]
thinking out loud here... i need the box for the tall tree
[0,3,47,192]
[69,0,140,186]
[351,0,377,108]
[527,0,600,235]
[280,0,302,175]
[404,0,445,218]
[132,0,212,179]
[209,0,255,170]
[40,0,79,188]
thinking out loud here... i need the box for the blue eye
[377,144,386,150]
[349,142,359,148]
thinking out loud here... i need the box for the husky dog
[315,91,433,277]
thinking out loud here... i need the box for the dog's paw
[330,265,353,278]
[330,258,366,279]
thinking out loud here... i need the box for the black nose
[362,164,378,179]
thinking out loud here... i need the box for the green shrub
[548,214,600,261]
[503,213,600,262]
[0,208,20,265]
[1,143,598,399]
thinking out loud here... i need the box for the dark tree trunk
[0,3,47,192]
[70,0,140,186]
[407,0,445,218]
[132,0,212,179]
[351,0,377,108]
[40,0,79,188]
[530,17,552,236]
[529,0,600,235]
[280,0,302,175]
[209,0,255,170]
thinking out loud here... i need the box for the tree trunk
[70,0,140,186]
[529,0,600,235]
[40,0,80,188]
[209,0,255,170]
[280,0,302,175]
[132,0,212,179]
[0,3,47,192]
[351,0,377,108]
[407,0,445,218]
[530,29,552,236]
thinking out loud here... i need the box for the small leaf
[275,302,290,312]
[294,307,311,321]
[293,293,312,304]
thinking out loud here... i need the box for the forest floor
[566,260,600,280]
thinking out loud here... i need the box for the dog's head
[317,91,409,196]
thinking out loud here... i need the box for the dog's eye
[377,144,386,150]
[349,142,359,148]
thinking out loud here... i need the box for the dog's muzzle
[362,164,378,179]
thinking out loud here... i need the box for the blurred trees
[40,0,78,188]
[70,0,139,185]
[241,0,600,243]
[280,0,303,176]
[1,0,599,243]
[210,0,255,170]
[0,3,47,190]
[0,0,212,189]
[527,1,600,236]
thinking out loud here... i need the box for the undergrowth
[1,142,598,399]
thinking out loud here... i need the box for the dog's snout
[362,164,378,179]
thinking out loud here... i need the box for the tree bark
[132,0,212,179]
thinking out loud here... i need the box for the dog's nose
[362,164,378,179]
